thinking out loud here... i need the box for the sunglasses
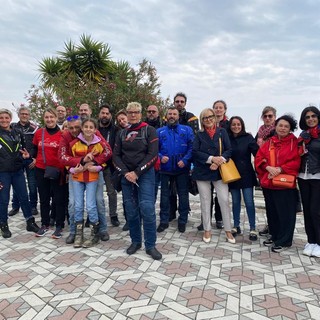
[305,114,318,120]
[203,115,215,121]
[147,110,157,114]
[263,114,274,119]
[174,100,185,104]
[66,115,80,121]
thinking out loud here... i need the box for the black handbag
[188,175,198,196]
[44,166,60,180]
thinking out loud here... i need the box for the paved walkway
[1,190,320,320]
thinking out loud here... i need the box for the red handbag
[269,141,296,189]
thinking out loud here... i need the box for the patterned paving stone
[1,190,320,319]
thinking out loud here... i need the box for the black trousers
[35,168,67,228]
[262,188,297,247]
[298,178,320,245]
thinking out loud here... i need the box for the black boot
[82,222,100,248]
[0,223,12,238]
[26,217,40,233]
[74,221,84,248]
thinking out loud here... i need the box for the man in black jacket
[9,107,39,216]
[98,104,120,227]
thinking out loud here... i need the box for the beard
[100,118,111,126]
[168,118,178,127]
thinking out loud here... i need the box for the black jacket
[11,121,38,153]
[228,133,259,189]
[0,126,26,172]
[300,137,320,175]
[113,122,158,177]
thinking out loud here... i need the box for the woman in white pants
[192,108,235,244]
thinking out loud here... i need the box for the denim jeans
[11,159,38,209]
[160,172,189,225]
[0,170,32,223]
[121,168,157,250]
[230,187,256,230]
[68,172,107,234]
[73,180,99,224]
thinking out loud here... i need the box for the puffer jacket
[157,124,194,174]
[0,126,26,172]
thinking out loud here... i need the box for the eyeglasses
[19,113,30,116]
[203,115,215,121]
[147,110,157,114]
[66,115,80,121]
[127,111,141,115]
[263,114,274,119]
[174,100,185,104]
[305,114,318,120]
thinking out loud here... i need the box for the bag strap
[269,140,276,167]
[41,128,46,164]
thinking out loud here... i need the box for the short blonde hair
[199,108,216,131]
[0,108,13,118]
[127,102,142,112]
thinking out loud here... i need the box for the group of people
[1,93,320,260]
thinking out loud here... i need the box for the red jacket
[33,128,64,170]
[255,133,301,189]
[59,130,112,168]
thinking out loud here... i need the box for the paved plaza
[0,190,320,320]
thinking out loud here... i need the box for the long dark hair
[299,106,320,130]
[228,116,246,136]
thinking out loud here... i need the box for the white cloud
[1,0,320,133]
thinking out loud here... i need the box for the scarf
[205,127,216,139]
[257,124,275,146]
[298,125,320,155]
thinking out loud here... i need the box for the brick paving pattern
[0,190,319,319]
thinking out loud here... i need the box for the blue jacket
[157,124,194,174]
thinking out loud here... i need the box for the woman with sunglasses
[255,106,277,237]
[256,106,277,147]
[298,106,320,257]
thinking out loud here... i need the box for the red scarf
[205,127,216,139]
[257,124,275,146]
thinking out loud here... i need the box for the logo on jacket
[125,131,138,142]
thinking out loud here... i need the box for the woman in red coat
[255,115,300,253]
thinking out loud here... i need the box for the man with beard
[174,92,199,134]
[145,105,163,129]
[157,106,194,233]
[79,103,92,121]
[98,104,120,227]
[145,105,162,201]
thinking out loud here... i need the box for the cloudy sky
[1,0,319,133]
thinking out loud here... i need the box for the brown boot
[73,221,84,248]
[82,222,100,248]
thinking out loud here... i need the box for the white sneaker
[311,244,320,258]
[302,243,316,256]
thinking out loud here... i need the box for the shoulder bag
[269,140,295,188]
[218,136,241,183]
